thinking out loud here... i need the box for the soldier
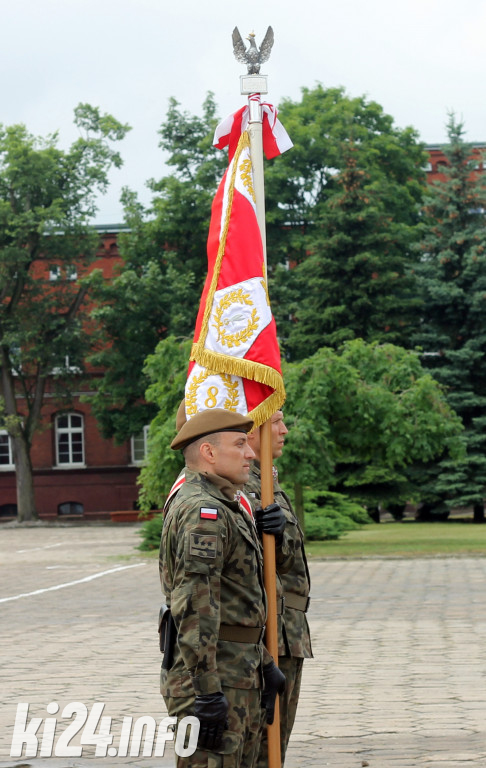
[245,410,313,767]
[160,408,285,768]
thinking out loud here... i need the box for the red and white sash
[163,471,254,524]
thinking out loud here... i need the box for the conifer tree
[414,116,486,521]
[263,85,427,358]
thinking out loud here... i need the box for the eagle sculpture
[232,27,274,74]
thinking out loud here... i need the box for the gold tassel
[249,391,286,429]
[191,344,285,395]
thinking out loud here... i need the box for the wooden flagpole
[246,76,282,768]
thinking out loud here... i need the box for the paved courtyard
[1,523,486,768]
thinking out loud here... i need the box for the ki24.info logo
[11,702,199,758]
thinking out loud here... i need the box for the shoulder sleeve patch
[190,532,218,559]
[200,507,218,520]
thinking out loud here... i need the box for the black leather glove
[261,661,286,725]
[255,503,286,541]
[194,692,229,750]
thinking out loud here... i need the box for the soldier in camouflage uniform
[160,408,285,768]
[245,410,313,767]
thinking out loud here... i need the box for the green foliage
[296,487,368,540]
[137,512,163,551]
[263,85,427,358]
[413,115,486,515]
[278,340,464,513]
[136,336,190,511]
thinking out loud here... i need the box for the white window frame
[55,413,85,468]
[49,265,61,281]
[0,430,14,470]
[66,265,78,281]
[51,355,82,376]
[131,425,149,465]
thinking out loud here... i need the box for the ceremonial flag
[185,129,286,428]
[213,102,293,161]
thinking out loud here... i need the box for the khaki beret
[171,408,254,451]
[175,398,187,432]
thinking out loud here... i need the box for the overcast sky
[3,0,485,223]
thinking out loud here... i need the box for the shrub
[138,513,163,551]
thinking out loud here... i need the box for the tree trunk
[368,506,381,523]
[473,503,485,524]
[12,434,38,522]
[294,482,305,534]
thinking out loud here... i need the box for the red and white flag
[213,101,293,162]
[185,130,286,428]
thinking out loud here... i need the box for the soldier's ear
[199,441,216,464]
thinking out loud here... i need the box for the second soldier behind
[245,410,313,767]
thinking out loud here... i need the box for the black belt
[218,625,265,643]
[283,592,311,612]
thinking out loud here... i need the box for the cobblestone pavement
[1,523,486,768]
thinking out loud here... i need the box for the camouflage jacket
[245,462,313,659]
[160,468,271,698]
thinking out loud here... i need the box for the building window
[0,430,14,469]
[66,265,78,281]
[58,501,84,516]
[51,355,82,376]
[55,413,85,467]
[131,426,149,465]
[49,265,78,281]
[49,265,61,281]
[0,503,17,517]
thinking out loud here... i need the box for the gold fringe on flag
[190,130,286,428]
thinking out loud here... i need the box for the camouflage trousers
[165,686,265,768]
[255,656,304,767]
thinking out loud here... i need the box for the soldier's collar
[201,471,238,501]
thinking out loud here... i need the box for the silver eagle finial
[232,26,274,74]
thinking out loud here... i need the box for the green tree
[263,85,427,358]
[88,94,224,443]
[137,335,190,512]
[277,340,464,522]
[0,105,130,521]
[413,116,486,521]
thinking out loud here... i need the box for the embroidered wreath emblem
[212,288,260,349]
[186,370,240,415]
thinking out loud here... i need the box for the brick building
[424,143,486,183]
[0,226,147,521]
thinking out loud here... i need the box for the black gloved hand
[255,503,286,541]
[194,691,229,750]
[261,661,286,725]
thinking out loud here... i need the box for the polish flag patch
[200,507,218,520]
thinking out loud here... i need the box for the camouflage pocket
[207,731,240,768]
[184,529,223,574]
